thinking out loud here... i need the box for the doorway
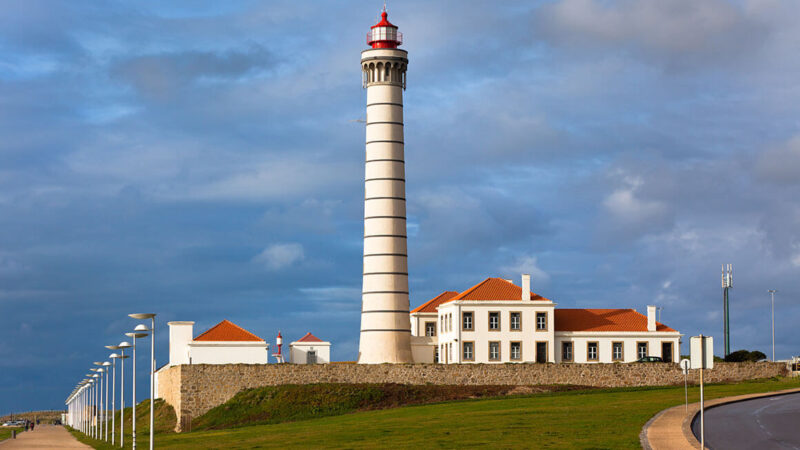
[536,342,547,363]
[306,350,317,364]
[661,342,673,363]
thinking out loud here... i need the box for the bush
[724,350,767,362]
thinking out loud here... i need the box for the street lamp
[130,313,157,450]
[117,341,132,448]
[90,372,100,438]
[126,330,147,450]
[102,361,111,441]
[768,289,777,362]
[93,363,105,440]
[106,345,120,445]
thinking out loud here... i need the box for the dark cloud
[1,0,800,412]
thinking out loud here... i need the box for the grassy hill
[192,383,585,430]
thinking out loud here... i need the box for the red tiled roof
[555,309,677,332]
[193,320,264,342]
[296,332,324,343]
[411,291,459,313]
[445,278,550,303]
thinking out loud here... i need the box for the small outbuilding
[290,332,331,364]
[167,320,269,366]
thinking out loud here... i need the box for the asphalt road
[692,392,800,450]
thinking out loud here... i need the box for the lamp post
[126,331,147,450]
[768,289,777,362]
[130,313,156,450]
[103,361,111,441]
[90,372,99,438]
[117,341,131,448]
[93,363,105,440]
[107,346,120,445]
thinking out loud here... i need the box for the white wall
[188,341,269,365]
[554,332,681,363]
[411,335,436,363]
[437,301,557,364]
[168,321,194,366]
[290,342,331,364]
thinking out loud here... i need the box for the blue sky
[2,0,799,412]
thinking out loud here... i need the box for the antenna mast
[721,264,733,357]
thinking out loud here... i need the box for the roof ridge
[193,319,263,342]
[452,277,496,300]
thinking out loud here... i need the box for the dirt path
[0,425,89,449]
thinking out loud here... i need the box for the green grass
[70,377,800,449]
[0,427,24,441]
[67,398,175,449]
[193,383,545,430]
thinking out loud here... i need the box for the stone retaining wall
[157,362,787,431]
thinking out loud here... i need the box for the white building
[290,332,331,364]
[166,320,269,366]
[410,276,681,364]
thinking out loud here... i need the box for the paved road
[0,425,89,449]
[692,392,800,449]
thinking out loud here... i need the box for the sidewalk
[641,387,800,449]
[0,425,89,449]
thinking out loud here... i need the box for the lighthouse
[358,9,413,363]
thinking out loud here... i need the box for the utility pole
[721,264,733,358]
[768,290,777,362]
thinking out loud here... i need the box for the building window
[425,322,436,337]
[637,342,648,359]
[510,342,522,360]
[536,312,547,331]
[462,341,474,361]
[434,346,439,363]
[587,342,598,361]
[449,314,453,332]
[489,341,501,361]
[462,312,473,331]
[449,343,453,362]
[440,316,443,333]
[562,342,573,362]
[510,312,521,331]
[612,342,623,361]
[489,312,500,331]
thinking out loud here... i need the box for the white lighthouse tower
[358,8,413,364]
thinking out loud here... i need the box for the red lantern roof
[371,11,397,29]
[367,10,403,49]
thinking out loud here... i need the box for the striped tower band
[358,47,413,364]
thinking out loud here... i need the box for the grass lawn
[0,427,24,441]
[70,377,800,449]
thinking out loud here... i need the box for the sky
[1,0,799,412]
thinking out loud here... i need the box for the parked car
[636,356,664,363]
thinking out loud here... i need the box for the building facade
[166,320,269,366]
[410,276,681,364]
[290,332,331,364]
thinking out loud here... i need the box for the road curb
[642,386,800,449]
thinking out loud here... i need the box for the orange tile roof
[411,291,459,313]
[193,319,264,342]
[554,309,677,332]
[446,278,550,302]
[296,332,324,343]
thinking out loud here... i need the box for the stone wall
[160,362,787,431]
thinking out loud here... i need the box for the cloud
[601,170,673,239]
[112,45,273,100]
[500,255,550,287]
[532,0,767,68]
[252,243,305,270]
[755,135,800,185]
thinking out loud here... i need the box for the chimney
[168,321,195,366]
[522,274,531,301]
[647,306,656,332]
